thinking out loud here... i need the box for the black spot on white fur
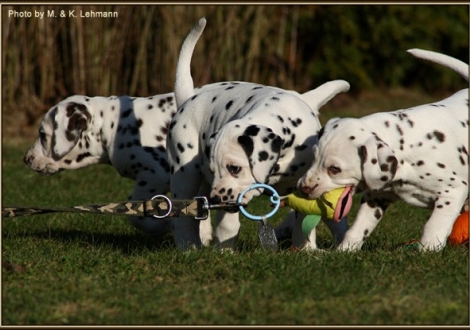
[258,151,269,162]
[271,136,283,153]
[426,130,446,143]
[238,135,254,158]
[244,125,260,137]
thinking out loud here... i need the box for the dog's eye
[328,165,341,175]
[226,164,241,176]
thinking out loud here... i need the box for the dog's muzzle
[23,154,61,176]
[298,183,318,198]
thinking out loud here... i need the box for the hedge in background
[2,5,468,126]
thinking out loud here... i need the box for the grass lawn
[2,89,468,325]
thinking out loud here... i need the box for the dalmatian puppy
[168,18,350,250]
[23,86,218,239]
[297,48,469,252]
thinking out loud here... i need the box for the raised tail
[174,17,207,108]
[407,48,468,81]
[300,80,350,115]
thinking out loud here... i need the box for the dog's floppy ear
[237,125,284,183]
[359,136,398,191]
[52,102,91,160]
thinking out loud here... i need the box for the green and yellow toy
[281,186,353,239]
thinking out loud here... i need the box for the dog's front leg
[337,192,393,251]
[197,179,213,246]
[214,210,241,251]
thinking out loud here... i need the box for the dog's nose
[23,154,31,165]
[208,195,222,204]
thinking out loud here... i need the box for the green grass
[3,143,469,325]
[2,90,469,325]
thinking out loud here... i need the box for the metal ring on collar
[237,183,280,221]
[151,194,173,219]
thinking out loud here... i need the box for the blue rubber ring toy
[237,183,280,221]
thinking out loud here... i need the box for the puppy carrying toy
[296,49,468,252]
[281,186,353,239]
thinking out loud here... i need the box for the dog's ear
[237,125,284,183]
[52,102,91,160]
[359,136,398,191]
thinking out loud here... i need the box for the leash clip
[207,201,247,213]
[194,196,210,220]
[192,183,281,221]
[194,196,248,220]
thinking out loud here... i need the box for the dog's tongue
[333,186,353,222]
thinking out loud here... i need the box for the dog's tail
[300,80,350,115]
[175,17,207,107]
[407,48,468,81]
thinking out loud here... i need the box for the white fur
[298,49,469,252]
[168,18,350,250]
[24,86,217,238]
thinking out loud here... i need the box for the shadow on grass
[4,228,177,255]
[6,227,447,256]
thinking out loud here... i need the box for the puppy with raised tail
[168,18,350,250]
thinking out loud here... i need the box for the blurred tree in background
[2,4,468,133]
